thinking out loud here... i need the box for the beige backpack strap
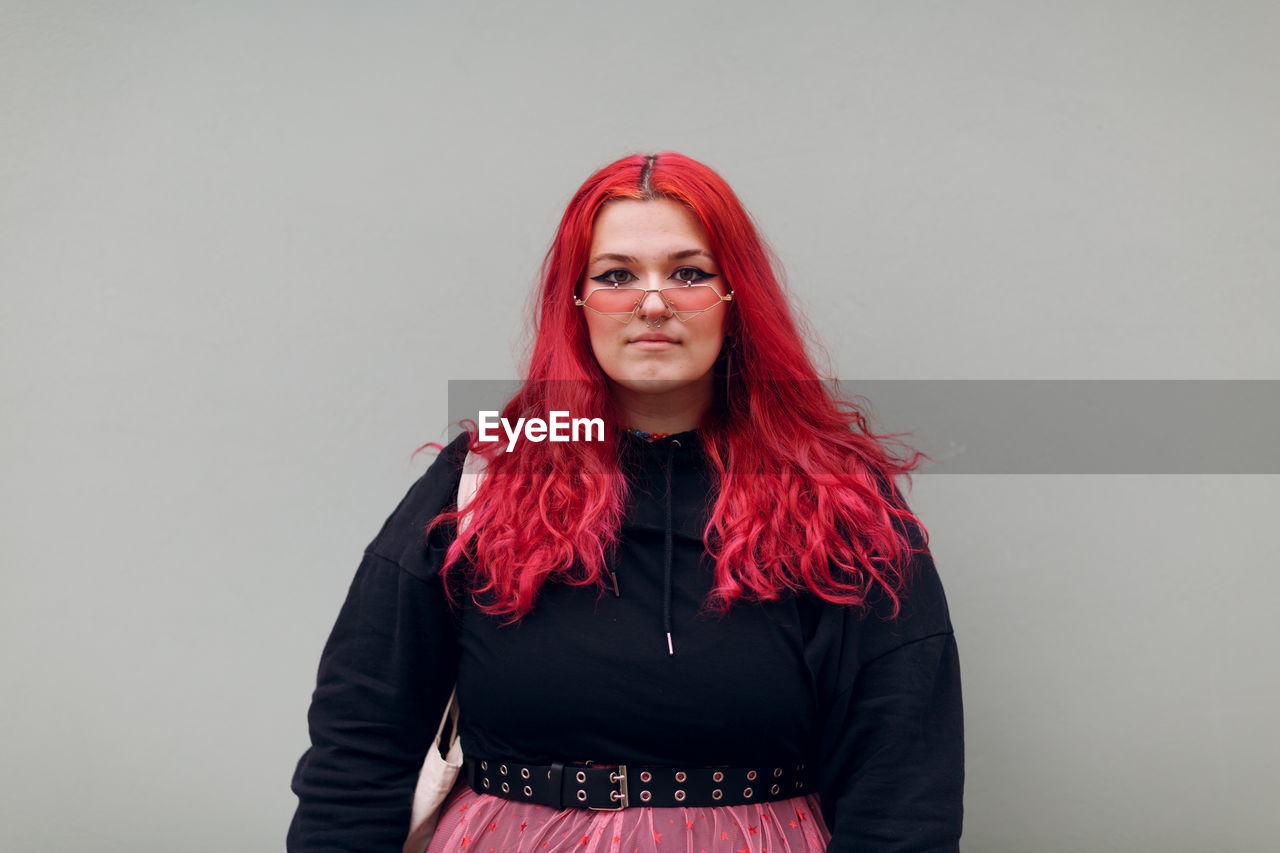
[404,445,481,853]
[456,448,486,536]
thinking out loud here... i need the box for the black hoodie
[288,430,964,852]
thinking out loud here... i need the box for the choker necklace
[624,426,673,442]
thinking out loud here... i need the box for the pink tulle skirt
[425,779,830,853]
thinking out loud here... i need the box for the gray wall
[3,2,1277,851]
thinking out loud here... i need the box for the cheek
[583,316,622,363]
[692,321,726,362]
[700,340,726,368]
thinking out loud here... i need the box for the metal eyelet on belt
[639,771,652,783]
[500,764,508,776]
[771,784,780,794]
[577,789,587,802]
[639,790,652,802]
[524,785,532,796]
[480,761,488,771]
[482,779,490,789]
[609,771,623,782]
[576,770,587,783]
[712,771,724,782]
[674,790,686,802]
[712,789,723,801]
[501,782,509,793]
[746,770,757,781]
[743,787,753,798]
[521,767,530,779]
[674,771,686,783]
[773,767,783,777]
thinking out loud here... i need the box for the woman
[288,153,964,852]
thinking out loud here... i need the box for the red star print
[653,830,662,843]
[789,820,797,829]
[488,823,497,832]
[797,810,807,821]
[749,825,758,835]
[686,820,695,830]
[519,822,528,832]
[720,832,729,841]
[613,836,620,843]
[738,845,750,853]
[460,837,471,849]
[580,836,591,845]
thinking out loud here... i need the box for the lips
[631,333,678,343]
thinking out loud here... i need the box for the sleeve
[809,525,965,852]
[287,435,468,853]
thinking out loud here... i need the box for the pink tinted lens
[584,286,721,315]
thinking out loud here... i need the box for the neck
[609,376,711,436]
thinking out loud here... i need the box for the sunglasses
[575,283,734,324]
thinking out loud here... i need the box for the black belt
[464,757,812,810]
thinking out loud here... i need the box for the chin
[607,375,695,394]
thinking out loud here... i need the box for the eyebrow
[589,249,715,265]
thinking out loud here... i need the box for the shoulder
[865,483,954,647]
[887,524,954,646]
[860,514,955,656]
[365,431,470,581]
[802,516,956,694]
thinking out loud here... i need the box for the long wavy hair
[428,152,926,621]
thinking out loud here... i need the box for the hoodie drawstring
[663,439,679,656]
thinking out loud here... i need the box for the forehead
[588,198,711,255]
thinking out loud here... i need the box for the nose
[636,282,671,321]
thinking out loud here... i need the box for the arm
[287,437,467,853]
[811,524,965,852]
[819,632,965,852]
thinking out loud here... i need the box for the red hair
[429,152,926,621]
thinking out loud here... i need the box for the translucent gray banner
[447,380,1280,474]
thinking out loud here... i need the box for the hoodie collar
[618,427,706,657]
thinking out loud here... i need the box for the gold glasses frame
[574,284,734,324]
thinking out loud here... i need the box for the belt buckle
[589,764,629,810]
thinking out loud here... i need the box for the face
[580,198,730,404]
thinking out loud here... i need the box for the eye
[589,269,636,287]
[671,266,718,285]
